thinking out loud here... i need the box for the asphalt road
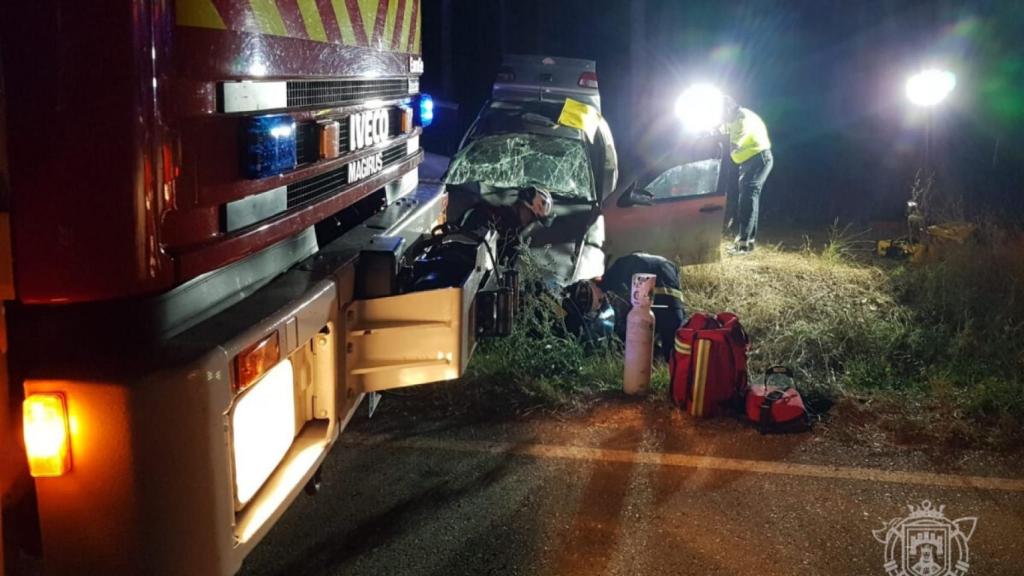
[239,396,1024,576]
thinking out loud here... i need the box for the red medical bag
[745,366,810,433]
[669,312,749,417]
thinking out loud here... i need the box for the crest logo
[873,501,977,576]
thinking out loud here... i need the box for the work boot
[727,240,755,256]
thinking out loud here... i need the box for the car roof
[492,54,601,111]
[466,100,586,143]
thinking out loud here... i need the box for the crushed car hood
[444,182,602,287]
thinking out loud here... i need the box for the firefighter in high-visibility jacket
[722,97,773,255]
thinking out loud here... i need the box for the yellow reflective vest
[726,108,771,164]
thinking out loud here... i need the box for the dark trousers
[736,149,774,244]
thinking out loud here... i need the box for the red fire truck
[0,2,502,574]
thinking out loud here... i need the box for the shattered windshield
[445,134,594,200]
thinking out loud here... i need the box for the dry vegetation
[681,227,1024,446]
[443,225,1023,446]
[681,239,906,393]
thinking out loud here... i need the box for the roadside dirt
[241,393,1024,576]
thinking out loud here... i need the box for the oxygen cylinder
[624,273,657,395]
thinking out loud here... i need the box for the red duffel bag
[669,312,749,417]
[745,366,810,433]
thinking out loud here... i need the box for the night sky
[420,0,1024,224]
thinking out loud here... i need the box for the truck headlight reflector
[23,393,72,477]
[231,360,296,507]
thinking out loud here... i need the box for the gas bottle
[624,273,657,395]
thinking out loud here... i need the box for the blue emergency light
[243,114,297,179]
[418,94,435,128]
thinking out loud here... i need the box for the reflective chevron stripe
[384,0,400,50]
[297,0,329,41]
[405,0,419,53]
[373,0,389,49]
[327,0,356,44]
[390,0,407,50]
[176,0,228,29]
[249,0,289,36]
[315,0,342,42]
[177,0,422,53]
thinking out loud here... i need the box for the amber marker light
[23,393,72,477]
[234,332,281,392]
[401,106,414,134]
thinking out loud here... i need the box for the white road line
[341,435,1024,492]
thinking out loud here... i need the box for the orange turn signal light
[318,120,341,160]
[23,393,72,478]
[235,332,281,392]
[401,107,414,134]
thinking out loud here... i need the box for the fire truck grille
[286,142,410,208]
[286,79,410,109]
[380,140,409,166]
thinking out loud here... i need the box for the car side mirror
[616,181,654,208]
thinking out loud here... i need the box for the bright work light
[905,69,956,107]
[675,84,725,133]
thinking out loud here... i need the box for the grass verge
[682,227,1023,447]
[431,225,1022,447]
[451,256,670,414]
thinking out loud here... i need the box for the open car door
[603,139,727,265]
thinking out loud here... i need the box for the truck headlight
[231,360,296,506]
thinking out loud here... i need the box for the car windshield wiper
[520,112,557,127]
